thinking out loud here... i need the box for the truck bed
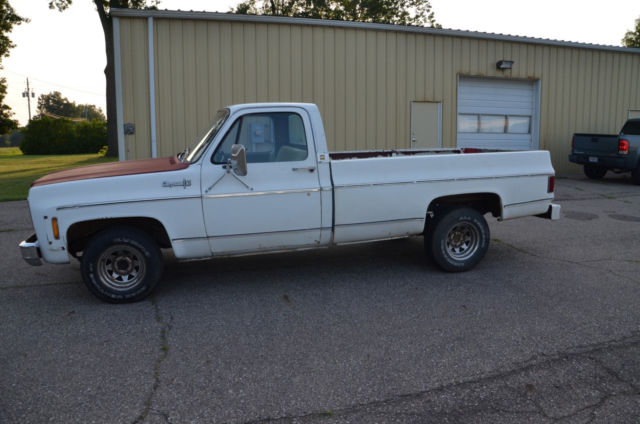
[328,150,555,244]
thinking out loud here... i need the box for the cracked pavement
[1,174,639,423]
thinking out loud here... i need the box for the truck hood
[32,156,189,187]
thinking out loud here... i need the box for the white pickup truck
[20,103,560,303]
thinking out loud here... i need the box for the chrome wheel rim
[97,244,146,291]
[445,222,480,261]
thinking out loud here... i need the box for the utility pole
[21,78,35,121]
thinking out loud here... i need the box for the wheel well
[67,217,171,257]
[425,193,502,232]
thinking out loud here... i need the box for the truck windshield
[185,109,230,163]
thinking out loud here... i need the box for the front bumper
[19,234,42,266]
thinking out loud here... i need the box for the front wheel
[584,164,607,180]
[426,208,490,272]
[81,227,163,303]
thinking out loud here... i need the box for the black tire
[632,164,640,185]
[81,226,163,303]
[426,207,490,272]
[584,164,607,180]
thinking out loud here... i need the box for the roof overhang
[110,8,640,55]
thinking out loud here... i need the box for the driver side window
[212,112,308,164]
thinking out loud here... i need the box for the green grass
[0,147,117,202]
[0,147,21,156]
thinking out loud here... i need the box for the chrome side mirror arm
[204,159,253,193]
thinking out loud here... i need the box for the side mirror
[230,144,247,176]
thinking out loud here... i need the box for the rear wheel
[81,227,163,303]
[426,207,490,272]
[584,164,607,180]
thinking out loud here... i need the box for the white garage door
[457,76,540,150]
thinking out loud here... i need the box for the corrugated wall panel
[334,28,346,152]
[194,22,210,133]
[396,33,408,148]
[205,22,221,119]
[182,21,198,151]
[343,29,356,153]
[119,18,150,160]
[255,24,269,101]
[119,17,640,173]
[354,30,366,151]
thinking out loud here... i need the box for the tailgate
[572,133,619,156]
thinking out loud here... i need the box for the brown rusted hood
[32,156,189,187]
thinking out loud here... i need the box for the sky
[3,0,639,126]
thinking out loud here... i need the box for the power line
[40,110,89,122]
[3,68,106,97]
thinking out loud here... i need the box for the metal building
[111,8,640,173]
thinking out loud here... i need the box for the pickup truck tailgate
[572,133,618,156]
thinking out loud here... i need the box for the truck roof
[224,103,319,114]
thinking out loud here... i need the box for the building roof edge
[110,8,640,54]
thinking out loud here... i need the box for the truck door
[200,108,322,255]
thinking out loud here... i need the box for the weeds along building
[111,8,640,172]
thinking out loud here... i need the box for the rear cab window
[621,120,640,135]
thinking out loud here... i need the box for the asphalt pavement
[1,174,639,423]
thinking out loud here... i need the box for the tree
[20,115,106,154]
[37,91,76,118]
[233,0,441,28]
[0,76,18,133]
[0,1,26,134]
[37,91,106,121]
[49,1,159,157]
[622,18,640,48]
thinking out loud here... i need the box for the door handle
[292,166,316,173]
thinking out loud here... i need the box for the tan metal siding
[118,17,640,173]
[119,18,150,160]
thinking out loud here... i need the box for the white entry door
[201,108,322,255]
[411,101,442,148]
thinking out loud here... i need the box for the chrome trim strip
[333,173,552,189]
[504,197,555,208]
[335,234,414,246]
[204,187,320,199]
[212,244,325,258]
[56,195,201,210]
[335,217,424,228]
[171,236,209,243]
[209,227,330,239]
